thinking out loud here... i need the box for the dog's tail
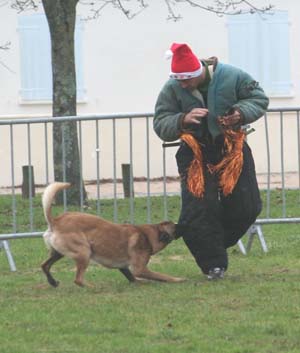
[42,182,71,228]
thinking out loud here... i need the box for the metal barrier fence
[246,107,300,254]
[0,109,300,270]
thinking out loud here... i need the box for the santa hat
[165,43,203,80]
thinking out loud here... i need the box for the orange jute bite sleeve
[180,130,246,198]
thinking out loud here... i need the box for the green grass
[0,190,300,353]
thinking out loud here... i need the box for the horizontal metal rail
[0,112,154,126]
[0,232,43,241]
[0,218,299,242]
[255,218,300,225]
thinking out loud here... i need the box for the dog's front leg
[135,268,186,283]
[130,253,185,283]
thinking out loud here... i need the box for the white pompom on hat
[166,43,203,80]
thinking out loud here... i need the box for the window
[227,11,292,97]
[18,13,85,102]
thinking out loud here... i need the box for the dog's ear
[158,231,173,244]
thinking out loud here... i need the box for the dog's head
[157,221,177,244]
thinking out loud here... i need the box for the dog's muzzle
[159,232,173,244]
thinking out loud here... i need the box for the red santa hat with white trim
[165,43,203,80]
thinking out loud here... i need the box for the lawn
[0,190,300,353]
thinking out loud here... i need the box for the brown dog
[41,182,184,287]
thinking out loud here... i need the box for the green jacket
[154,60,269,141]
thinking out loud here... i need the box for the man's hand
[183,108,209,126]
[218,110,241,130]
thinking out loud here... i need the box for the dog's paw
[172,277,186,283]
[49,279,60,288]
[74,280,85,287]
[84,281,95,288]
[133,277,149,284]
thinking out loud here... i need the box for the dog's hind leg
[41,248,64,287]
[119,267,136,282]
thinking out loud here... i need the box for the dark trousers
[176,140,262,274]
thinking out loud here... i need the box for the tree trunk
[42,0,87,205]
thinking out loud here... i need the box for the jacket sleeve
[153,83,185,142]
[232,71,269,124]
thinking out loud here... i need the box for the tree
[7,0,274,204]
[10,0,85,205]
[42,0,86,205]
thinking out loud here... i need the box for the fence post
[22,165,35,198]
[122,163,134,198]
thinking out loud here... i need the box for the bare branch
[5,0,275,18]
[0,42,15,73]
[10,0,39,12]
[163,0,274,20]
[0,41,11,50]
[79,0,274,21]
[164,0,182,21]
[0,59,16,73]
[80,0,148,20]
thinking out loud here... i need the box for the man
[153,43,269,280]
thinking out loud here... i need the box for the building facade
[0,0,299,187]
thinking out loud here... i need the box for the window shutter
[263,11,292,96]
[18,14,52,100]
[18,14,85,101]
[227,14,261,80]
[227,11,292,96]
